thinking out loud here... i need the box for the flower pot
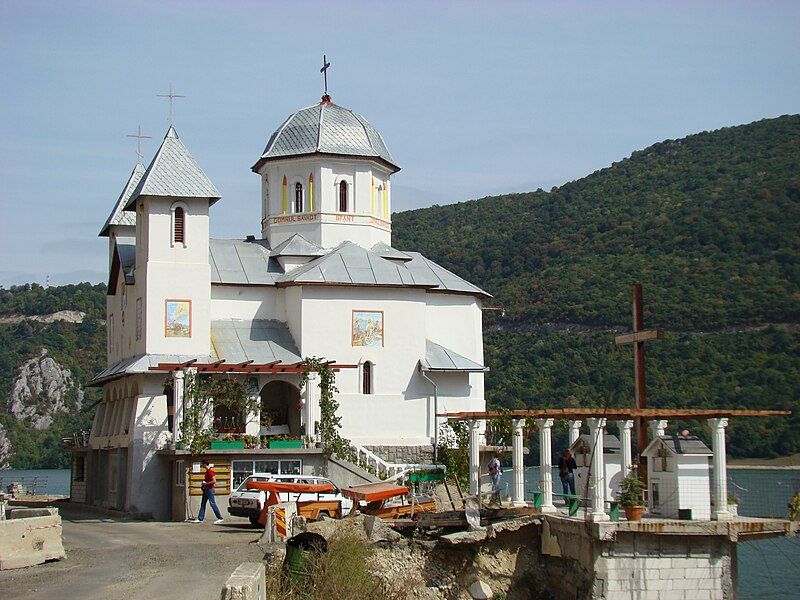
[623,505,645,521]
[210,440,245,450]
[269,439,303,449]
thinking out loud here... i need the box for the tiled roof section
[99,163,144,236]
[270,233,326,257]
[209,238,282,285]
[402,252,492,298]
[89,353,213,387]
[257,102,399,172]
[124,127,220,209]
[420,340,488,372]
[371,242,412,262]
[572,433,622,453]
[210,319,301,365]
[116,236,136,285]
[659,435,712,456]
[276,242,437,288]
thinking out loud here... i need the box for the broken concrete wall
[0,507,66,570]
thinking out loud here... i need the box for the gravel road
[0,505,265,599]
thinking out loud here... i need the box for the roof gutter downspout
[419,367,439,463]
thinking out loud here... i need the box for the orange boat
[341,482,436,519]
[247,480,340,524]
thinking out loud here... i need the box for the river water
[1,467,797,597]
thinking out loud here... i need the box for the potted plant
[727,496,739,517]
[616,469,646,521]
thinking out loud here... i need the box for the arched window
[339,180,348,212]
[294,182,304,213]
[362,361,372,395]
[173,207,185,244]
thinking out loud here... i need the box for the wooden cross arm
[614,329,664,345]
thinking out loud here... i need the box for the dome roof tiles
[254,101,399,172]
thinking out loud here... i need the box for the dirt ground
[0,505,265,600]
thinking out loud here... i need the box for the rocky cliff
[6,348,84,430]
[0,423,11,469]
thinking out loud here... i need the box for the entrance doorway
[260,381,301,436]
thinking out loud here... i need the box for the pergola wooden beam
[438,408,791,420]
[147,361,358,374]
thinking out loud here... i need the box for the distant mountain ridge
[393,115,799,457]
[1,117,798,465]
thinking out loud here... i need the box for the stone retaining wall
[365,445,434,465]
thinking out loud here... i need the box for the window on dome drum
[339,180,347,212]
[363,361,372,394]
[294,182,303,213]
[173,207,185,244]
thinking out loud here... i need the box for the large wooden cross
[614,283,663,485]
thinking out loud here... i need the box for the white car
[228,473,353,526]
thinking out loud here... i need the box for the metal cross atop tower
[320,55,331,100]
[126,125,152,164]
[156,82,185,127]
[614,283,663,485]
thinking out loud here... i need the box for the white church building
[70,94,489,519]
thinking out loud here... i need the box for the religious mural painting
[165,299,191,337]
[352,310,383,347]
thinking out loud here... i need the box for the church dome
[252,100,399,173]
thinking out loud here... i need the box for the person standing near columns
[558,449,577,496]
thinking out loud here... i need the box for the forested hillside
[2,117,798,466]
[0,283,105,467]
[394,115,800,457]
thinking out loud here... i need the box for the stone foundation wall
[595,532,736,600]
[364,445,434,465]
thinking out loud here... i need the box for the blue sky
[1,1,798,287]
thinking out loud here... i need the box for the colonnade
[464,415,730,521]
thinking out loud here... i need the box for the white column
[568,420,582,446]
[172,370,185,444]
[649,419,668,439]
[511,418,526,506]
[708,418,731,521]
[537,418,557,513]
[617,420,634,478]
[303,372,319,441]
[587,417,609,521]
[469,420,481,496]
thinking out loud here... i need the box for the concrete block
[0,513,65,570]
[661,568,687,579]
[683,591,713,600]
[220,562,266,600]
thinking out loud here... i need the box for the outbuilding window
[339,180,348,212]
[294,182,304,213]
[362,361,373,394]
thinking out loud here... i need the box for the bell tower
[252,98,400,250]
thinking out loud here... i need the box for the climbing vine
[178,371,258,455]
[300,357,356,463]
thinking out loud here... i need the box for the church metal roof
[89,353,214,386]
[276,242,435,289]
[371,241,412,262]
[253,101,399,173]
[402,252,491,298]
[124,127,221,209]
[572,433,622,453]
[99,163,144,237]
[270,233,326,257]
[209,238,282,285]
[420,340,488,372]
[210,319,301,365]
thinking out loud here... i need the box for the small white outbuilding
[570,432,623,502]
[642,435,712,521]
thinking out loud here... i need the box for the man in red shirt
[193,459,224,524]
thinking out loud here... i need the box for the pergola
[149,360,358,446]
[439,408,790,522]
